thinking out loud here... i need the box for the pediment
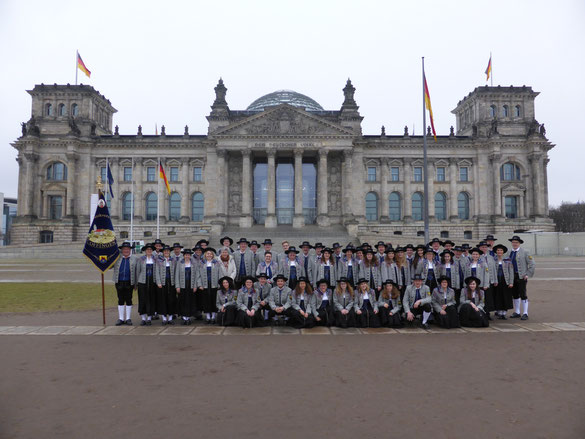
[212,104,354,137]
[501,182,526,192]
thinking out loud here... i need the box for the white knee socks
[125,306,132,321]
[118,305,125,321]
[422,311,431,324]
[141,314,147,321]
[521,299,529,315]
[513,298,521,314]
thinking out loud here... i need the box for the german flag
[485,55,492,81]
[77,51,91,78]
[423,72,437,141]
[159,163,171,195]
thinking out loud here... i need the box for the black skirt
[137,275,156,316]
[200,286,218,314]
[378,305,403,327]
[334,308,356,328]
[216,304,237,326]
[236,309,266,328]
[316,302,335,327]
[178,287,193,317]
[459,304,489,327]
[493,277,513,311]
[483,287,495,313]
[288,309,316,329]
[434,305,460,328]
[157,277,177,316]
[355,306,380,328]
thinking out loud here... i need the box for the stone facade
[10,80,554,245]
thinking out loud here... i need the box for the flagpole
[130,156,134,245]
[157,157,160,239]
[422,57,430,244]
[490,51,493,86]
[106,157,109,208]
[101,273,106,325]
[75,50,78,85]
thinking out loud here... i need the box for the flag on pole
[106,162,115,199]
[423,72,437,141]
[155,124,158,135]
[485,55,492,81]
[159,163,171,195]
[83,191,119,273]
[77,51,91,78]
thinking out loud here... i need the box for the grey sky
[1,0,583,205]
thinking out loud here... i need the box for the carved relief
[327,154,342,215]
[227,154,242,215]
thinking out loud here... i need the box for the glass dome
[247,90,323,112]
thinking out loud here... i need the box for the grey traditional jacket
[279,260,306,285]
[312,262,337,288]
[459,288,485,311]
[338,258,359,283]
[136,255,157,284]
[253,281,272,302]
[494,259,515,285]
[403,284,432,313]
[174,258,199,289]
[505,247,535,278]
[255,261,279,282]
[268,286,293,310]
[420,259,441,284]
[155,257,175,286]
[332,290,354,312]
[297,252,314,284]
[463,260,490,289]
[480,254,497,285]
[198,259,221,289]
[314,289,334,310]
[438,262,460,290]
[233,249,256,279]
[216,257,237,280]
[290,291,316,316]
[354,289,379,312]
[380,261,400,285]
[358,263,382,289]
[113,255,137,285]
[431,287,457,313]
[236,287,261,312]
[378,293,402,315]
[216,289,238,311]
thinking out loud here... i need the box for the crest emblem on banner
[83,191,120,273]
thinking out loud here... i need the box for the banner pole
[101,273,106,325]
[75,50,78,85]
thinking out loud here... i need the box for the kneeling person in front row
[315,279,336,326]
[216,276,238,326]
[333,277,356,328]
[403,274,432,329]
[236,277,265,328]
[459,276,489,327]
[289,277,316,329]
[269,274,292,325]
[431,276,460,329]
[354,278,380,328]
[378,279,404,328]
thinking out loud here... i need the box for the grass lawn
[0,283,135,313]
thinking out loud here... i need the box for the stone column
[543,157,550,216]
[180,158,190,222]
[317,149,330,227]
[240,149,253,228]
[491,155,502,219]
[403,158,412,220]
[426,160,435,220]
[477,153,490,219]
[66,152,78,217]
[380,158,390,222]
[265,149,277,228]
[342,149,354,220]
[530,153,544,217]
[134,159,143,220]
[216,149,227,220]
[23,152,38,217]
[519,194,525,218]
[449,158,458,220]
[293,148,305,228]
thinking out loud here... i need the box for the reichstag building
[10,79,554,244]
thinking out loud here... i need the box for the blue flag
[106,163,115,199]
[83,191,120,273]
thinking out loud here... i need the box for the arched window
[435,192,447,221]
[169,192,181,221]
[58,103,66,116]
[514,105,521,117]
[501,163,521,181]
[489,105,496,118]
[412,192,423,221]
[145,192,157,221]
[457,192,470,220]
[389,192,401,221]
[192,192,204,221]
[46,162,67,181]
[46,103,53,116]
[502,105,509,117]
[71,103,79,117]
[365,192,378,221]
[122,192,133,221]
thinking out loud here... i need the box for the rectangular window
[505,196,518,219]
[414,167,423,182]
[440,231,449,238]
[193,167,203,182]
[464,230,473,240]
[436,167,445,182]
[459,167,468,182]
[49,196,63,220]
[100,167,107,183]
[146,166,156,182]
[169,166,179,182]
[367,167,377,182]
[123,167,132,182]
[391,167,400,182]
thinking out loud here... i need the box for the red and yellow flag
[159,163,171,195]
[485,55,492,81]
[77,51,91,78]
[423,72,437,141]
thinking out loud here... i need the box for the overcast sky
[1,0,583,206]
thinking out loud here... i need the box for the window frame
[169,166,179,182]
[459,166,469,182]
[146,166,156,182]
[367,166,377,182]
[436,166,446,182]
[193,166,203,182]
[390,166,400,182]
[412,192,423,221]
[365,192,379,221]
[389,192,401,221]
[434,192,447,221]
[413,167,423,182]
[191,192,204,221]
[457,192,470,220]
[145,192,158,221]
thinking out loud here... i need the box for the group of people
[112,234,535,330]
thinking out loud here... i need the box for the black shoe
[500,315,507,320]
[168,320,174,325]
[181,319,187,326]
[125,319,133,325]
[146,320,152,326]
[161,320,167,326]
[115,319,125,326]
[521,314,528,320]
[510,312,521,319]
[421,323,430,330]
[140,320,147,326]
[487,314,493,321]
[152,315,159,320]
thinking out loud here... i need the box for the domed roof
[247,90,323,112]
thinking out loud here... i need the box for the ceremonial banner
[83,191,119,273]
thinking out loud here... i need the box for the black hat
[440,249,454,258]
[118,241,132,249]
[338,276,350,284]
[395,246,405,253]
[240,275,257,285]
[376,241,386,247]
[192,244,202,251]
[454,246,463,252]
[357,277,369,285]
[385,246,395,254]
[437,275,450,284]
[365,248,375,255]
[300,241,313,249]
[314,242,324,249]
[285,246,300,254]
[273,274,288,282]
[237,238,249,244]
[469,247,481,255]
[203,247,217,254]
[461,243,471,250]
[181,247,193,255]
[493,244,508,253]
[361,242,371,249]
[465,276,481,287]
[355,246,364,253]
[343,244,355,253]
[322,247,333,254]
[296,276,309,283]
[261,239,273,246]
[161,245,172,252]
[428,238,443,246]
[443,240,455,247]
[218,276,234,288]
[478,241,488,247]
[219,236,234,246]
[154,239,163,245]
[412,274,423,281]
[257,272,268,279]
[142,243,155,251]
[509,235,524,244]
[485,234,497,241]
[316,278,329,286]
[424,246,435,254]
[196,239,209,246]
[416,244,426,251]
[405,244,415,250]
[249,240,259,247]
[382,279,397,287]
[332,242,341,249]
[172,242,183,249]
